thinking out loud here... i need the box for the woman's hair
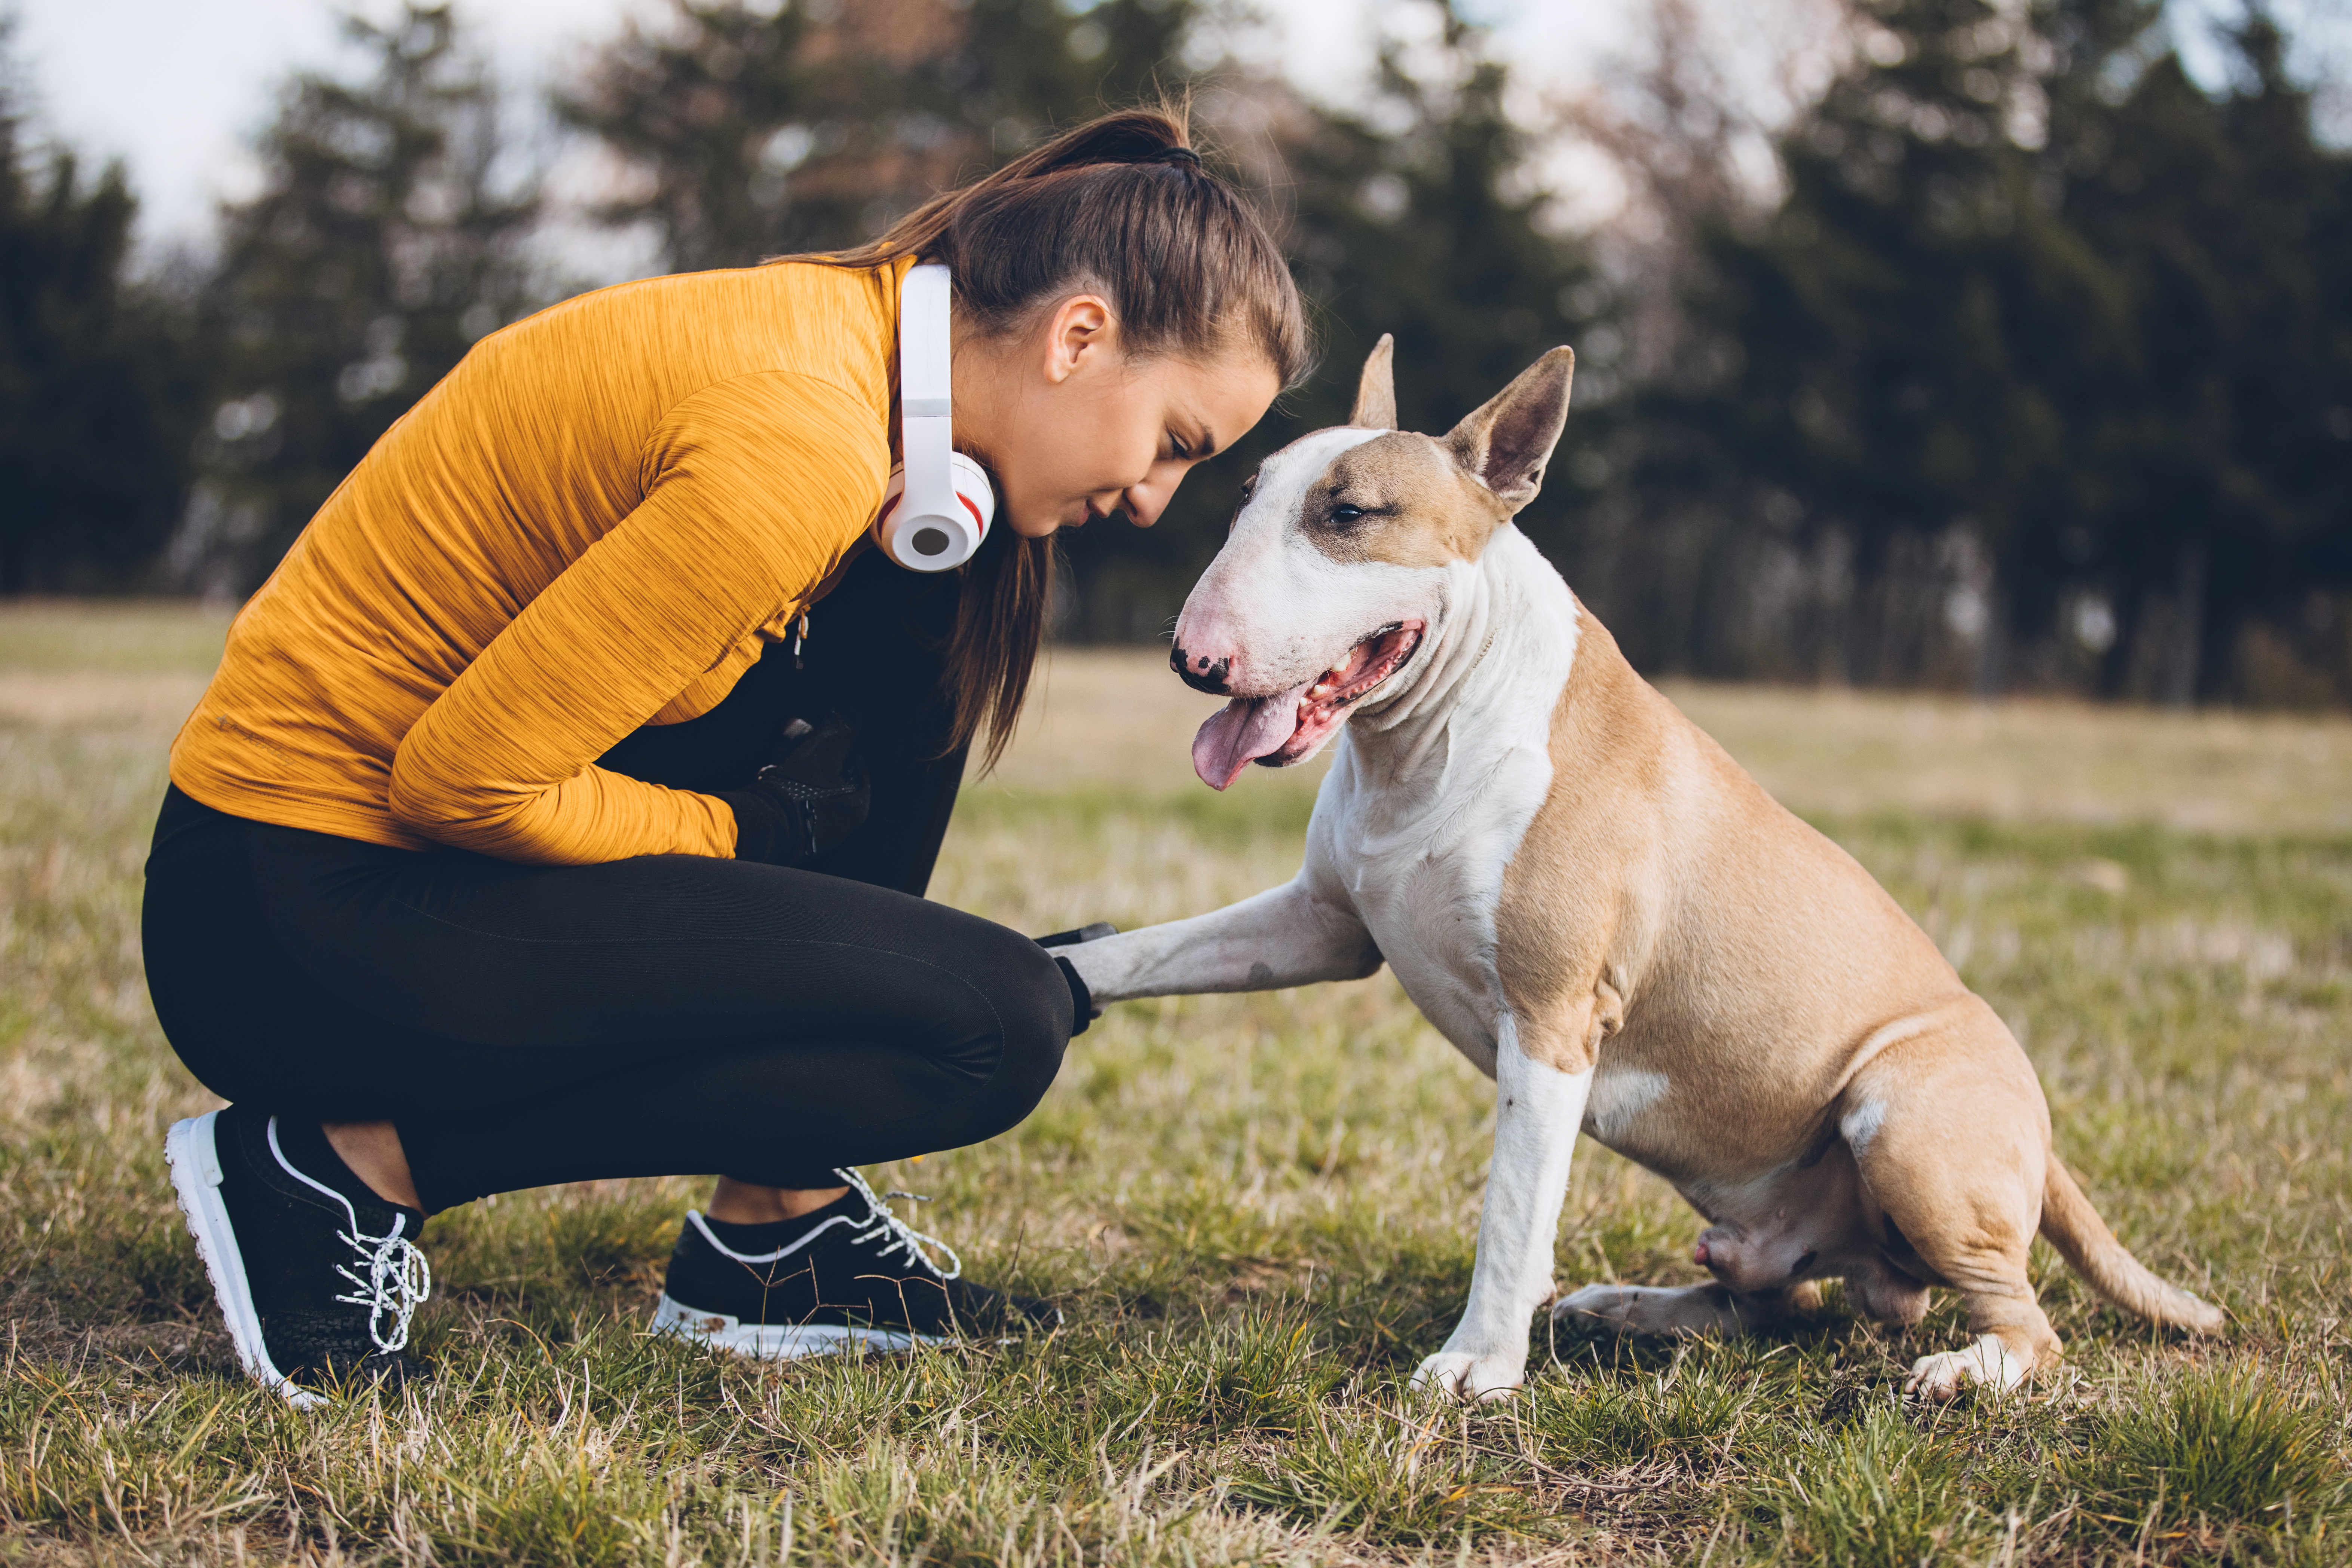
[781,105,1309,772]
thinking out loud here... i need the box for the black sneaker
[165,1106,432,1407]
[652,1167,1058,1359]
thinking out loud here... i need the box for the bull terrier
[1060,337,2222,1401]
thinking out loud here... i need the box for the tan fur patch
[1493,610,1659,1074]
[1483,597,2181,1388]
[1493,610,2039,1182]
[1302,434,1507,569]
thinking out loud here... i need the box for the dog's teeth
[1308,682,1330,698]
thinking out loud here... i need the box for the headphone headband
[873,263,994,571]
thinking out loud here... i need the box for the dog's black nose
[1169,643,1231,695]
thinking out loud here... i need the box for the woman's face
[956,294,1283,538]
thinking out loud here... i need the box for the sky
[6,0,2342,271]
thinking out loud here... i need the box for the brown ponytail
[777,106,1309,773]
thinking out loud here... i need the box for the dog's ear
[1349,334,1396,429]
[1445,346,1574,511]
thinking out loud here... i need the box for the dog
[1060,337,2222,1401]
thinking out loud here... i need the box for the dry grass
[2,605,2347,1565]
[1661,681,2352,836]
[998,648,2352,834]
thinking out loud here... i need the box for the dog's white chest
[1308,593,1572,1075]
[1322,769,1521,1071]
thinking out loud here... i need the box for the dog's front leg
[1061,878,1380,1005]
[1415,1023,1593,1402]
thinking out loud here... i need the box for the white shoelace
[266,1117,433,1353]
[836,1165,962,1281]
[686,1166,961,1281]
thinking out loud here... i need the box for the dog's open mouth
[1191,622,1425,790]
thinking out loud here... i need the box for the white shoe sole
[650,1294,949,1360]
[166,1112,322,1411]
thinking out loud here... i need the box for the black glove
[1036,922,1117,1035]
[1036,922,1118,949]
[718,710,872,866]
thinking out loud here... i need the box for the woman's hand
[1035,921,1117,1035]
[719,711,872,866]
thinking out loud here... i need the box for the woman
[145,108,1307,1405]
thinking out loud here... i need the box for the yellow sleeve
[385,371,884,864]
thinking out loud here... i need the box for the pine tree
[0,27,204,593]
[2051,9,2352,701]
[557,0,1199,274]
[1664,0,2098,686]
[551,0,830,272]
[186,4,538,593]
[1663,0,2351,699]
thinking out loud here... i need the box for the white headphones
[872,262,996,571]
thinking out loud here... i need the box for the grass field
[2,601,2347,1565]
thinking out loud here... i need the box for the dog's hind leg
[1842,1256,1930,1329]
[1553,1281,1809,1337]
[1840,1015,2061,1400]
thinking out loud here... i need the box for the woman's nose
[1121,463,1187,528]
[1120,487,1164,527]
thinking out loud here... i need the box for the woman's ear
[1042,294,1117,386]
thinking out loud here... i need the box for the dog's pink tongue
[1192,680,1312,790]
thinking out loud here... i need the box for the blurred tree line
[1,0,2346,705]
[1614,0,2352,704]
[0,19,205,592]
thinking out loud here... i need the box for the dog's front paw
[1411,1347,1526,1403]
[1904,1334,2028,1401]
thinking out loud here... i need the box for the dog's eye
[1331,504,1365,525]
[1239,474,1259,501]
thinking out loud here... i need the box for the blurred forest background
[1,0,2347,707]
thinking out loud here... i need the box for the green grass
[3,618,2349,1563]
[2066,1362,2349,1559]
[1750,1405,1993,1567]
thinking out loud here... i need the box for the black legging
[141,552,1071,1214]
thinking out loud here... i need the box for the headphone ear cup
[947,451,997,534]
[872,457,995,571]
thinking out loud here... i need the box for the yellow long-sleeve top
[169,257,912,864]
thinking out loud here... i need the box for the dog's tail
[2039,1157,2224,1332]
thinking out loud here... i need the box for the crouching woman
[143,108,1304,1404]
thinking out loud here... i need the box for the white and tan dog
[1062,338,2222,1401]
